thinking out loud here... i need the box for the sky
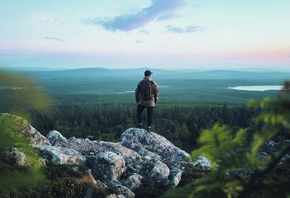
[0,0,290,71]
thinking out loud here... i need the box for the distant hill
[188,70,289,80]
[0,67,67,72]
[44,68,290,80]
[1,67,289,81]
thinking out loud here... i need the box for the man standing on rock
[135,70,159,132]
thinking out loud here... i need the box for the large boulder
[0,113,51,146]
[121,128,193,169]
[123,173,143,191]
[148,160,170,183]
[2,147,30,167]
[47,128,201,188]
[121,128,190,160]
[48,133,143,164]
[47,130,68,147]
[33,145,86,165]
[92,151,126,182]
[48,132,146,174]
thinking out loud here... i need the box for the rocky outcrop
[121,128,191,162]
[0,113,51,146]
[0,113,210,198]
[33,145,86,165]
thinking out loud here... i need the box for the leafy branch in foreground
[190,124,248,198]
[161,81,290,198]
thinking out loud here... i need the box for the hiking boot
[137,123,143,129]
[147,126,151,133]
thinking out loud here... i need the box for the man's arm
[135,81,141,103]
[154,82,159,104]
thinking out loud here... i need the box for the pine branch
[238,142,290,198]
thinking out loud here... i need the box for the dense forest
[0,69,283,152]
[0,93,260,153]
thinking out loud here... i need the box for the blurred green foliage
[161,81,290,198]
[0,71,53,120]
[0,71,53,192]
[0,164,121,198]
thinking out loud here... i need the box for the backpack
[141,80,154,100]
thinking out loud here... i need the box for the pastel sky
[0,0,290,71]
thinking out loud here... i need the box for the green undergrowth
[160,166,290,198]
[0,163,120,198]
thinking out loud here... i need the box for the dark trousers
[137,104,154,126]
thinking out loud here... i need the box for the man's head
[144,70,153,77]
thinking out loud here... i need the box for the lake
[227,85,283,91]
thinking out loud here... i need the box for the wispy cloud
[165,25,204,33]
[45,36,66,42]
[84,0,185,31]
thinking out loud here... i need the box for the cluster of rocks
[0,113,211,198]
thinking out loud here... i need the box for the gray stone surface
[92,151,126,181]
[0,113,51,146]
[33,145,86,165]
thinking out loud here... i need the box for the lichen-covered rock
[51,135,143,166]
[48,128,199,188]
[105,195,126,198]
[0,113,51,146]
[47,130,68,147]
[120,128,197,174]
[169,168,183,187]
[33,145,86,165]
[148,160,170,182]
[193,156,211,170]
[2,147,29,167]
[121,128,191,162]
[92,152,126,181]
[123,173,143,191]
